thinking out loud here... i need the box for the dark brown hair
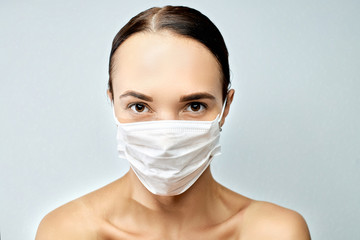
[108,5,230,101]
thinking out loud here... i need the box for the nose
[155,110,179,121]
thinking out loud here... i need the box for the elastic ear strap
[218,97,228,132]
[113,107,120,125]
[219,97,228,122]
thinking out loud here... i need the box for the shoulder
[35,178,128,240]
[240,201,311,240]
[35,199,97,240]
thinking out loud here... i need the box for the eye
[129,103,150,113]
[185,102,207,112]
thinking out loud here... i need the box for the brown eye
[186,102,206,112]
[190,103,200,111]
[135,104,144,112]
[129,103,149,113]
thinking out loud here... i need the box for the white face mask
[114,99,227,196]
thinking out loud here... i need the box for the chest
[96,220,241,240]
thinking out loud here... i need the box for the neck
[123,167,223,227]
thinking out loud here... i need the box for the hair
[108,5,230,102]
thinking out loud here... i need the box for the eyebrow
[119,91,216,102]
[119,91,153,102]
[179,92,216,102]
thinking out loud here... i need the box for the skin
[36,31,311,240]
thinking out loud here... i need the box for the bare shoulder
[240,201,311,240]
[35,178,126,240]
[35,199,97,240]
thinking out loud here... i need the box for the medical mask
[114,99,227,196]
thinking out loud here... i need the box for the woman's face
[110,31,231,124]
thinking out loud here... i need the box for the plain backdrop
[1,0,359,239]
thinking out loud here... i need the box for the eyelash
[127,102,152,113]
[126,102,208,114]
[185,102,208,113]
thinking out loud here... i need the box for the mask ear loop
[113,107,121,125]
[218,97,228,132]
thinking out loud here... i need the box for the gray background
[1,0,359,239]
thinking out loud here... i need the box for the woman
[36,5,310,239]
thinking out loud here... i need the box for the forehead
[111,31,222,98]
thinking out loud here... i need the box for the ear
[220,89,235,127]
[107,89,113,103]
